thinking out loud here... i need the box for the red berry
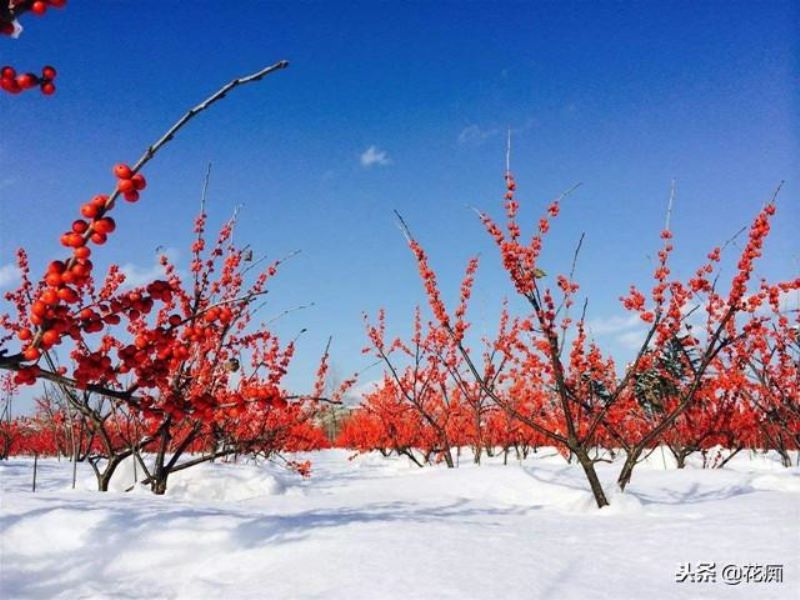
[31,301,48,317]
[45,272,62,287]
[131,173,147,190]
[57,287,79,303]
[47,260,65,274]
[41,65,57,80]
[1,66,15,79]
[23,347,41,362]
[90,231,107,245]
[117,178,135,193]
[93,217,116,234]
[41,330,60,348]
[1,78,20,94]
[70,262,90,278]
[31,1,47,15]
[92,194,109,209]
[123,190,140,203]
[114,164,133,179]
[81,203,100,219]
[41,289,59,305]
[66,232,85,248]
[41,81,56,95]
[16,73,37,89]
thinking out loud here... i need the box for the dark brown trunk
[96,454,127,492]
[442,445,454,468]
[32,453,38,492]
[617,451,637,492]
[575,448,609,508]
[152,476,168,495]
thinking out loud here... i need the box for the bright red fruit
[31,1,48,16]
[93,217,116,234]
[114,164,133,179]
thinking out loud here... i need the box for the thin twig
[665,179,676,231]
[393,209,414,243]
[505,128,512,173]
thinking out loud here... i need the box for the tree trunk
[399,448,424,468]
[575,448,609,508]
[442,444,455,468]
[716,446,743,469]
[617,451,637,492]
[149,417,172,494]
[473,412,483,464]
[96,454,127,492]
[473,443,482,465]
[151,476,168,495]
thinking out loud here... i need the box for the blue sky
[1,1,798,409]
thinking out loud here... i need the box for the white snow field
[1,448,798,599]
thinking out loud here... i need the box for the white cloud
[351,378,382,399]
[457,118,537,146]
[616,329,649,351]
[586,313,641,336]
[0,263,21,290]
[343,378,385,407]
[457,124,500,145]
[119,248,180,289]
[360,146,391,168]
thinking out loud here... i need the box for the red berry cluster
[0,65,56,95]
[113,163,147,203]
[15,164,148,371]
[63,164,146,252]
[242,383,287,409]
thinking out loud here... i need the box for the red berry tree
[0,61,360,494]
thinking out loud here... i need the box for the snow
[1,449,798,599]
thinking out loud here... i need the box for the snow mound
[165,462,288,502]
[349,451,420,472]
[601,489,644,514]
[2,507,108,557]
[750,472,800,493]
[71,457,292,501]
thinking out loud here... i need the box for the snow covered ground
[1,448,798,599]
